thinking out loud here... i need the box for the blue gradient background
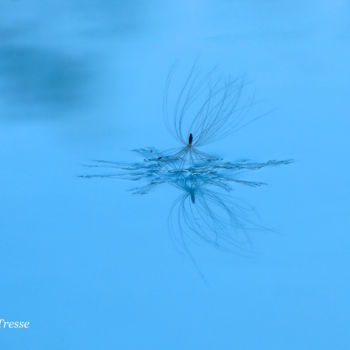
[1,1,349,349]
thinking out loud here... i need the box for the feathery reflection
[81,149,292,251]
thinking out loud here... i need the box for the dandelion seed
[80,63,293,280]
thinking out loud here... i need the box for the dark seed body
[189,133,193,145]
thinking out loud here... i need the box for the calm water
[1,1,350,349]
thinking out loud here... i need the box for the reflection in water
[81,150,292,279]
[81,66,293,279]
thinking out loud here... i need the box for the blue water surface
[1,1,349,349]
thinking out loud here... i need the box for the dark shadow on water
[0,45,90,117]
[0,0,151,120]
